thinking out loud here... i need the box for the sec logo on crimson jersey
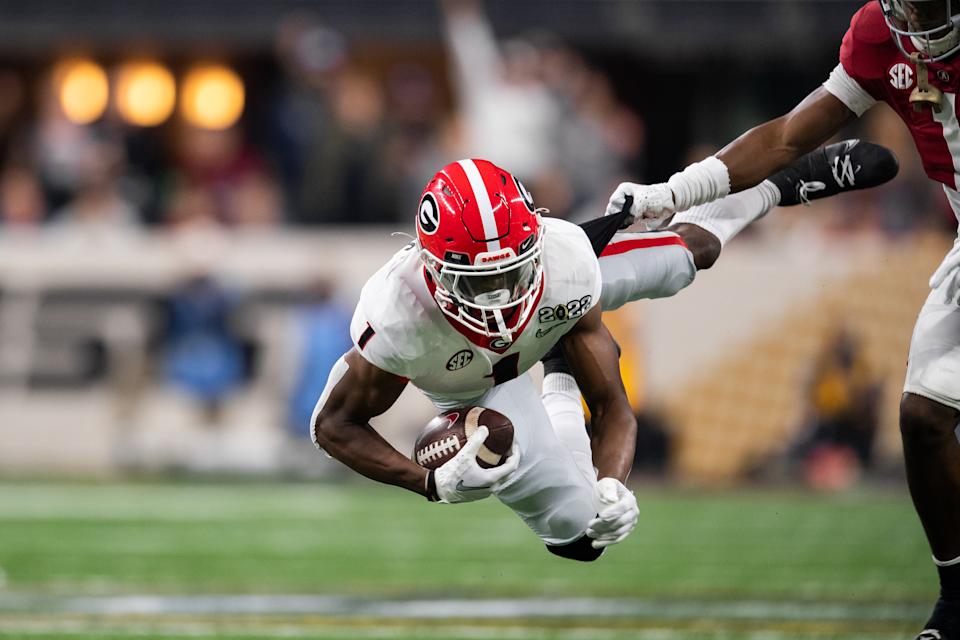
[889,63,914,90]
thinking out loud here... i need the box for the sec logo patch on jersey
[889,63,914,90]
[446,350,474,371]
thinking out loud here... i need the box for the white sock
[934,554,960,567]
[671,180,780,247]
[542,373,596,485]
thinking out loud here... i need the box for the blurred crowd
[0,0,955,238]
[0,0,647,237]
[1,1,958,481]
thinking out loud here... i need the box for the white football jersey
[350,217,603,409]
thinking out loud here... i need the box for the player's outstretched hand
[433,426,521,504]
[605,182,675,229]
[586,478,639,549]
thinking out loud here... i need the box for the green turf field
[0,481,936,639]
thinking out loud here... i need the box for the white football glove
[433,426,521,504]
[605,182,675,229]
[585,477,639,549]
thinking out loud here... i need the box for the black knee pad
[546,534,604,562]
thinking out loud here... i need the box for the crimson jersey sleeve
[838,2,894,101]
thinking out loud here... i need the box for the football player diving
[607,1,960,636]
[311,140,895,562]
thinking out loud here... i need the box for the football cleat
[917,595,960,640]
[767,139,899,207]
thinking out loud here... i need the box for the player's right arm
[313,349,519,503]
[311,349,431,496]
[607,88,856,222]
[715,87,855,192]
[608,4,886,222]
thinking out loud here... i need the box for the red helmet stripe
[456,159,501,252]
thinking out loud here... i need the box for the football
[413,407,514,470]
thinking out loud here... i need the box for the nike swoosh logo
[536,325,561,339]
[456,480,485,492]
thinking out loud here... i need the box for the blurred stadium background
[0,1,954,638]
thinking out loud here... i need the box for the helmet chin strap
[474,289,513,342]
[490,308,511,342]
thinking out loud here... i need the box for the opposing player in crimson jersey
[610,1,960,636]
[312,147,896,561]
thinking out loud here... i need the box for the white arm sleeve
[599,232,696,310]
[310,355,349,454]
[822,63,876,117]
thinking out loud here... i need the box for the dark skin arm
[313,349,430,496]
[663,89,857,270]
[560,303,636,482]
[716,87,856,193]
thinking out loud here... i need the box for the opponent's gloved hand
[432,426,521,504]
[606,156,730,228]
[605,182,675,230]
[585,477,639,549]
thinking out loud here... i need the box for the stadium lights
[55,58,109,125]
[180,64,245,130]
[53,59,244,129]
[115,61,176,127]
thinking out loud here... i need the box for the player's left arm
[560,302,640,548]
[560,303,635,482]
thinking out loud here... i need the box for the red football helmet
[416,158,545,343]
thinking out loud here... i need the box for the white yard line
[0,618,910,640]
[0,594,927,623]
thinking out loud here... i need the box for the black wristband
[424,470,440,502]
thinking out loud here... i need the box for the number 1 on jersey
[487,353,520,385]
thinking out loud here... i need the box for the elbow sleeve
[310,355,350,455]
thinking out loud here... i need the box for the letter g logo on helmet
[418,193,440,235]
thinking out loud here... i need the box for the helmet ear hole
[512,176,535,213]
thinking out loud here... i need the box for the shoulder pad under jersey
[349,245,426,379]
[541,217,603,306]
[840,2,895,82]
